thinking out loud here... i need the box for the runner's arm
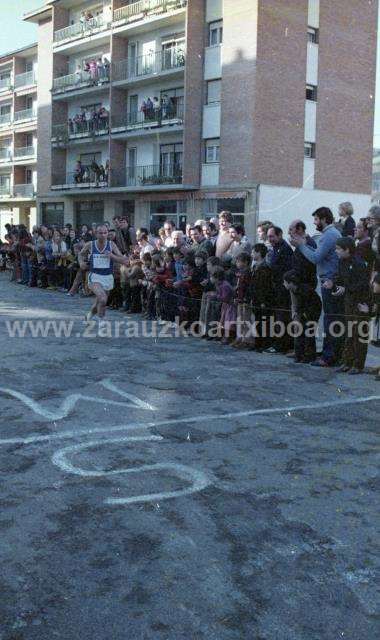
[109,241,130,266]
[78,242,91,270]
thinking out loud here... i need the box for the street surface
[0,273,379,640]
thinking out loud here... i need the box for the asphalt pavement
[0,273,379,640]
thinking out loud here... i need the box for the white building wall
[258,184,371,235]
[308,0,320,28]
[206,0,223,23]
[306,43,318,86]
[204,45,222,80]
[304,100,317,143]
[202,103,221,138]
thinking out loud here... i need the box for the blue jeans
[21,256,31,284]
[321,287,345,364]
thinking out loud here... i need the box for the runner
[79,224,125,322]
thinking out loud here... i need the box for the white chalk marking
[0,380,156,421]
[0,394,379,447]
[52,436,210,506]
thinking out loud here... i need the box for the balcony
[0,148,12,162]
[0,114,12,127]
[14,109,36,123]
[113,0,187,25]
[126,163,182,187]
[14,146,36,159]
[113,48,185,85]
[54,15,108,46]
[52,69,110,96]
[14,71,37,89]
[0,184,11,197]
[13,183,36,198]
[112,103,183,136]
[0,77,12,91]
[52,119,109,143]
[52,168,109,191]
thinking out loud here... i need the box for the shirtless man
[79,224,125,322]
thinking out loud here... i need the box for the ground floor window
[122,200,135,227]
[149,200,186,235]
[75,200,104,228]
[200,197,245,225]
[41,202,65,227]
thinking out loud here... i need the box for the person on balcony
[96,58,106,82]
[74,160,84,184]
[89,59,98,83]
[98,107,109,131]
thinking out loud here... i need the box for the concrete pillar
[63,198,75,226]
[182,0,205,187]
[135,200,150,230]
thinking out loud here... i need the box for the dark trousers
[254,307,272,351]
[321,287,345,364]
[294,320,317,362]
[342,300,370,371]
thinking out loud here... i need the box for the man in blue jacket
[291,207,343,367]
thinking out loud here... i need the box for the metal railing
[112,103,184,131]
[14,108,36,122]
[14,146,36,158]
[113,47,185,83]
[0,148,12,160]
[52,68,110,93]
[13,183,35,198]
[126,163,182,186]
[53,169,109,187]
[0,77,12,90]
[54,14,106,44]
[114,0,187,23]
[0,114,12,126]
[52,118,109,141]
[14,71,37,88]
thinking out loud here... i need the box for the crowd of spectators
[67,106,110,136]
[74,57,110,86]
[73,159,109,185]
[1,203,380,379]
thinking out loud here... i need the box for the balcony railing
[126,163,182,186]
[114,0,187,24]
[0,185,11,196]
[0,148,12,161]
[0,77,12,90]
[14,146,36,158]
[14,71,37,89]
[52,118,109,142]
[0,114,12,126]
[112,103,184,132]
[52,68,110,94]
[14,109,36,122]
[52,168,109,188]
[54,14,107,44]
[13,183,35,198]
[113,47,185,82]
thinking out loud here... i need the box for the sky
[2,0,380,146]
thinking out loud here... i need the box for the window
[209,21,223,46]
[161,35,185,70]
[0,71,11,81]
[160,87,184,118]
[201,198,245,224]
[26,95,34,110]
[80,152,101,166]
[160,143,183,175]
[122,200,135,226]
[0,104,11,115]
[304,142,316,159]
[41,202,64,226]
[127,147,137,184]
[25,169,33,184]
[129,95,138,122]
[25,59,34,72]
[149,200,187,234]
[306,84,318,101]
[25,133,34,147]
[207,80,221,104]
[307,27,319,44]
[75,200,104,227]
[205,139,220,163]
[0,175,11,189]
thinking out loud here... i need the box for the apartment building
[0,44,38,239]
[22,0,377,235]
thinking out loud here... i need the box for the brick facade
[251,0,308,188]
[314,0,378,194]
